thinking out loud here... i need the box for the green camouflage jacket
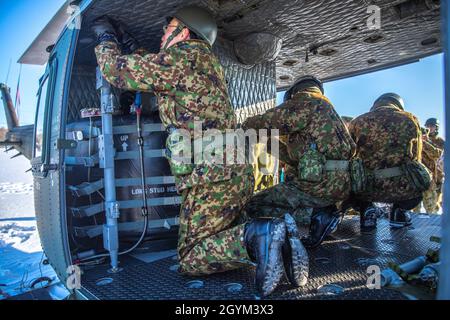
[349,104,423,202]
[422,140,443,180]
[243,88,356,203]
[95,40,251,191]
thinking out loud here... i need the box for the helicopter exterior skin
[0,83,34,160]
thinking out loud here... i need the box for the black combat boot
[390,208,412,228]
[282,214,309,287]
[360,206,378,232]
[244,218,287,297]
[302,206,341,249]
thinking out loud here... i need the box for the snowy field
[0,150,57,299]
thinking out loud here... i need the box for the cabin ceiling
[78,0,442,89]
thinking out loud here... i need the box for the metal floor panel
[79,214,440,300]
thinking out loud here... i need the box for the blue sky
[0,0,66,126]
[0,0,446,137]
[277,53,445,133]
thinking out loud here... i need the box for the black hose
[136,109,149,218]
[30,277,52,289]
[117,98,150,255]
[118,215,148,255]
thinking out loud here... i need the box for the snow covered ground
[0,150,57,299]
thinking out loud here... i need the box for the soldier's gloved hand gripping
[92,16,119,43]
[92,16,140,54]
[114,22,140,54]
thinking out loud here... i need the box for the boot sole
[303,216,340,249]
[259,221,286,297]
[284,214,309,287]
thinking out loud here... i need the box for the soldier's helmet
[283,75,324,102]
[372,93,405,111]
[425,118,439,127]
[169,6,218,46]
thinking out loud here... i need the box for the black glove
[114,22,140,54]
[92,16,118,43]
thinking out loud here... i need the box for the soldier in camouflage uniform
[426,118,445,149]
[92,6,308,296]
[242,76,356,248]
[413,128,443,213]
[425,118,445,211]
[345,93,427,230]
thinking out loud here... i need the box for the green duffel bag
[298,148,326,183]
[350,158,367,194]
[402,159,432,192]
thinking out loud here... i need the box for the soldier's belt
[373,166,404,179]
[324,160,350,171]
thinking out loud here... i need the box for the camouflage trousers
[413,180,442,214]
[243,182,331,225]
[177,174,255,275]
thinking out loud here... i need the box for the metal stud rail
[96,68,120,272]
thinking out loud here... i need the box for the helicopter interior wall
[68,0,447,263]
[75,0,442,89]
[65,64,180,255]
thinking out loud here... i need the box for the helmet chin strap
[430,129,439,137]
[163,23,186,51]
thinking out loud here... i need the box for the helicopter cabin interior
[17,0,448,299]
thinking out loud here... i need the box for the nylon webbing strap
[70,197,182,217]
[69,176,177,197]
[113,124,165,135]
[115,149,166,160]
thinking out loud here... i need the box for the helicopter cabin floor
[76,213,441,300]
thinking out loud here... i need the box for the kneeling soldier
[345,93,431,230]
[243,76,356,248]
